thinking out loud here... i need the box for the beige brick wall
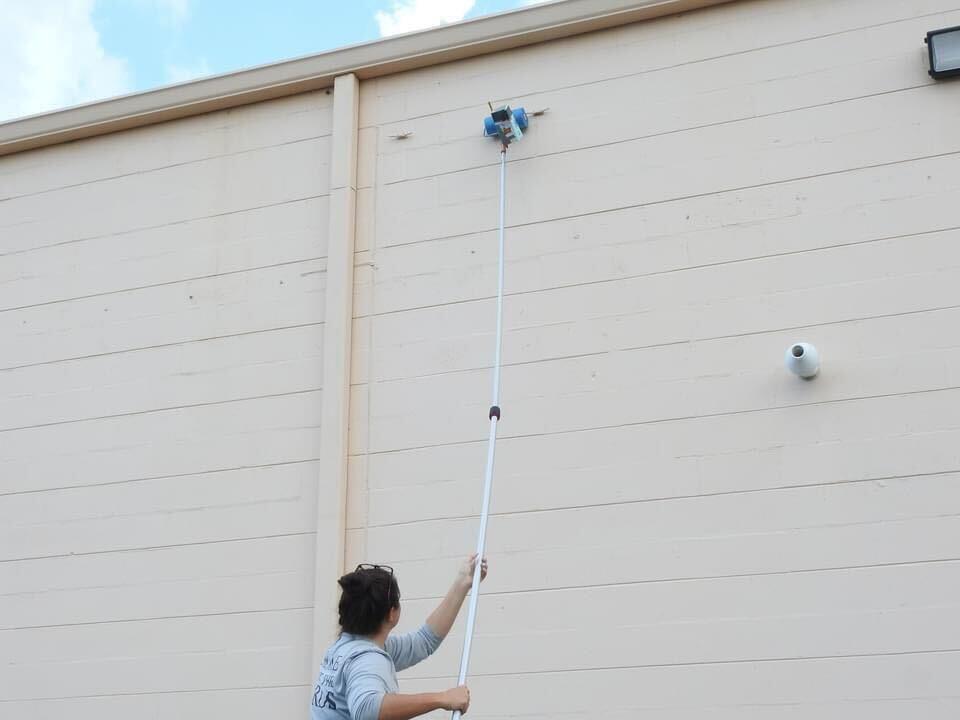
[346,1,960,717]
[0,91,332,717]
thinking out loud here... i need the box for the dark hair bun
[338,573,368,592]
[337,567,400,635]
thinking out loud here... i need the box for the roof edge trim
[0,0,733,157]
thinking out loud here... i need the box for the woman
[311,555,488,720]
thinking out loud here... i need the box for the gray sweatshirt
[310,624,442,720]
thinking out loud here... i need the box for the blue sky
[1,0,544,123]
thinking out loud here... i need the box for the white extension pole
[452,148,507,720]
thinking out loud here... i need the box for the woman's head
[337,564,401,636]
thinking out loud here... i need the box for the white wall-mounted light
[785,342,820,379]
[925,26,960,79]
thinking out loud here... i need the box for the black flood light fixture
[925,25,960,79]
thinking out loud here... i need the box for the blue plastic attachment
[484,106,528,145]
[513,107,529,130]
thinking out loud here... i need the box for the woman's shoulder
[335,634,392,663]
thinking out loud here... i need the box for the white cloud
[165,58,211,84]
[0,0,130,123]
[375,0,475,37]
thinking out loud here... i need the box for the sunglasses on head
[354,563,398,605]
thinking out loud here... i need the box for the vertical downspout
[312,72,359,675]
